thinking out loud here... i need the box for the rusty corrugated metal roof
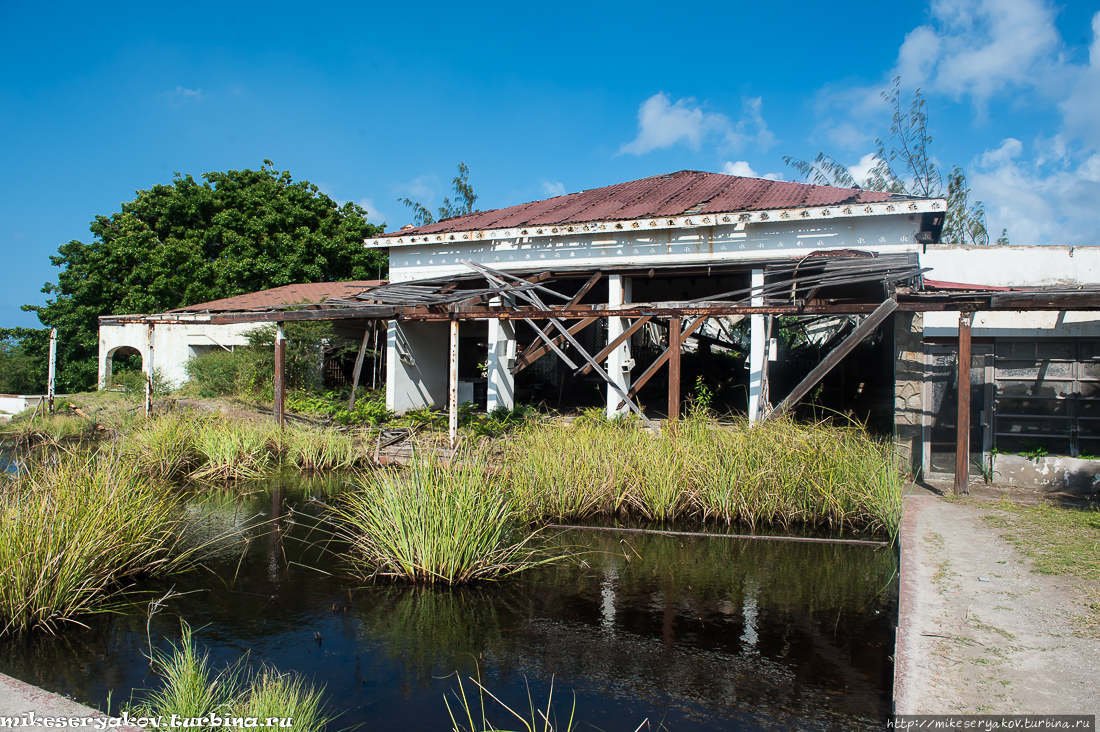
[383,170,916,238]
[170,281,387,313]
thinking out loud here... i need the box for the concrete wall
[383,215,924,283]
[921,245,1100,288]
[385,320,450,413]
[98,321,258,390]
[894,312,924,475]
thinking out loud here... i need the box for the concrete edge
[893,493,935,714]
[0,672,142,729]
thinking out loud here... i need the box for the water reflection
[0,475,897,730]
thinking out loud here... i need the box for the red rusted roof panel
[170,281,387,313]
[380,170,921,237]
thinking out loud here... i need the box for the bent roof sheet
[170,281,386,313]
[382,170,906,238]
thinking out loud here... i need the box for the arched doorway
[105,346,144,388]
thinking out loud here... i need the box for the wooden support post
[668,316,681,421]
[766,298,898,421]
[955,311,973,495]
[47,327,56,413]
[448,319,459,449]
[274,322,286,430]
[347,326,371,410]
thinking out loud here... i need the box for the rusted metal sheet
[380,170,924,239]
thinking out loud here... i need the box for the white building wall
[385,320,450,413]
[381,216,924,283]
[919,245,1100,338]
[98,321,258,389]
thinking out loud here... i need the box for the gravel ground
[894,489,1100,714]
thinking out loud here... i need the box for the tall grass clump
[120,413,202,479]
[0,453,189,635]
[335,453,553,585]
[191,419,279,480]
[503,414,903,537]
[286,427,361,471]
[134,622,331,731]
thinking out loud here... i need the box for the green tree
[23,161,387,392]
[0,328,49,394]
[783,78,998,246]
[399,162,478,226]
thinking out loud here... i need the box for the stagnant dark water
[0,473,898,730]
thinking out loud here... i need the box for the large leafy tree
[783,78,1004,247]
[23,160,387,392]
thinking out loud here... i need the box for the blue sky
[3,0,1099,328]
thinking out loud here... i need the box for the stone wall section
[894,311,924,476]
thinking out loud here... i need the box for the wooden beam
[504,272,602,365]
[347,326,372,410]
[616,316,707,409]
[511,317,598,374]
[765,299,898,421]
[576,316,653,376]
[955,311,973,495]
[668,316,681,421]
[274,322,286,430]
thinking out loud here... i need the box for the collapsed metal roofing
[375,170,914,241]
[169,280,387,313]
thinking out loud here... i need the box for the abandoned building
[97,170,1100,493]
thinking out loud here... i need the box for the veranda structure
[100,171,1100,494]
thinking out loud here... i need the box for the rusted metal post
[668,316,681,421]
[448,319,459,448]
[145,323,154,416]
[347,326,371,410]
[274,322,286,430]
[47,327,56,413]
[954,311,973,495]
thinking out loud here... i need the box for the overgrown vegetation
[503,412,903,536]
[132,622,330,731]
[0,453,197,636]
[335,453,553,585]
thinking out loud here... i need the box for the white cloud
[848,153,881,185]
[721,160,783,180]
[541,180,566,197]
[619,93,774,156]
[971,138,1100,246]
[394,174,437,204]
[911,0,1063,108]
[170,86,202,102]
[358,198,387,225]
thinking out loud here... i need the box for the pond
[0,473,898,730]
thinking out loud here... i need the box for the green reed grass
[134,622,331,731]
[286,427,361,471]
[190,419,279,481]
[335,453,553,585]
[0,453,191,636]
[120,413,202,479]
[502,414,903,537]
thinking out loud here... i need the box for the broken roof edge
[366,197,945,249]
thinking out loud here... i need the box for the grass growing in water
[286,427,361,471]
[190,419,279,481]
[133,622,331,731]
[504,413,903,537]
[335,453,553,584]
[0,453,190,635]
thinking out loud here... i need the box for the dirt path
[894,492,1100,714]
